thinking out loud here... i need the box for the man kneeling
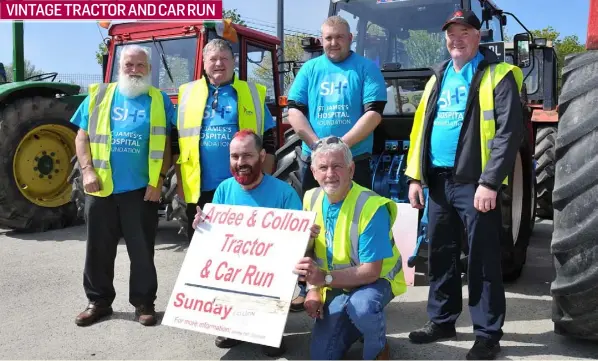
[294,136,407,360]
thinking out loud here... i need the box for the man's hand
[144,180,163,202]
[309,224,321,239]
[294,256,326,286]
[408,181,425,209]
[304,289,323,319]
[192,206,210,229]
[474,185,498,213]
[82,167,101,193]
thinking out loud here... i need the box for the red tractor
[66,20,289,237]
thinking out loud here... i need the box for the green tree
[223,8,245,25]
[95,42,108,66]
[4,59,43,81]
[530,26,586,87]
[401,30,447,68]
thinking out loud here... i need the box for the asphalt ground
[1,218,597,360]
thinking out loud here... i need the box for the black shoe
[408,321,456,344]
[290,295,305,312]
[466,338,501,360]
[262,338,286,357]
[214,336,243,348]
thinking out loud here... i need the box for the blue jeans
[310,279,393,360]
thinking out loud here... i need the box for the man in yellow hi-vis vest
[404,10,524,360]
[172,38,277,244]
[70,45,175,328]
[294,136,406,360]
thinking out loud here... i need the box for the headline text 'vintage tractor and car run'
[0,0,596,341]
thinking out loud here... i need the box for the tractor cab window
[471,0,503,42]
[246,44,276,104]
[505,50,540,95]
[332,0,462,70]
[111,36,198,95]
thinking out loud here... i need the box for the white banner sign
[163,203,316,348]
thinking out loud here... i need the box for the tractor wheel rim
[511,151,524,244]
[12,124,77,208]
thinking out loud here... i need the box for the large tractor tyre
[273,132,304,198]
[551,50,598,341]
[534,125,557,219]
[500,140,535,282]
[0,96,80,232]
[459,141,534,283]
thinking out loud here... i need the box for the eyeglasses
[311,136,343,151]
[211,87,219,110]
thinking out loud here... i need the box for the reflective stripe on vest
[405,62,523,185]
[308,187,403,280]
[304,184,407,301]
[176,76,267,204]
[86,82,167,197]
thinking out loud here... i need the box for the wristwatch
[324,273,333,285]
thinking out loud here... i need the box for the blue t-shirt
[70,86,176,194]
[199,83,276,192]
[430,51,484,167]
[322,193,393,269]
[287,52,387,157]
[213,174,302,210]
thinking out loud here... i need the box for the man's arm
[478,71,525,189]
[71,96,93,169]
[340,106,384,148]
[341,62,387,147]
[75,128,93,169]
[287,106,319,149]
[306,206,394,289]
[287,63,319,149]
[160,135,172,180]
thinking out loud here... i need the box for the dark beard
[232,164,261,186]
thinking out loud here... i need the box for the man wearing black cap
[404,9,525,360]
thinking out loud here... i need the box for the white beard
[118,74,151,98]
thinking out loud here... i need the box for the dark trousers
[185,189,216,242]
[300,154,373,191]
[426,170,506,342]
[83,188,160,308]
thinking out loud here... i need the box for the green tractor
[0,22,84,232]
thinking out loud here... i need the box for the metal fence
[54,73,103,93]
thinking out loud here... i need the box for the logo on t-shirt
[319,73,349,103]
[112,107,146,123]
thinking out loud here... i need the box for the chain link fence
[54,73,104,94]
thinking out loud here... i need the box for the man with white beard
[70,44,176,327]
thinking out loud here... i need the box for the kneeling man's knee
[346,293,384,322]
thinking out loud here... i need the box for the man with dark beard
[174,39,276,242]
[191,129,314,357]
[70,44,175,328]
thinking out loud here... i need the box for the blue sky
[0,0,589,76]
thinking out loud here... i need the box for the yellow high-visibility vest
[86,83,167,197]
[176,76,267,204]
[405,63,523,185]
[303,182,407,302]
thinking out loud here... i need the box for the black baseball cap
[442,9,482,31]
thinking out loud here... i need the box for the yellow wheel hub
[13,124,77,207]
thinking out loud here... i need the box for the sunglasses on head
[311,136,343,151]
